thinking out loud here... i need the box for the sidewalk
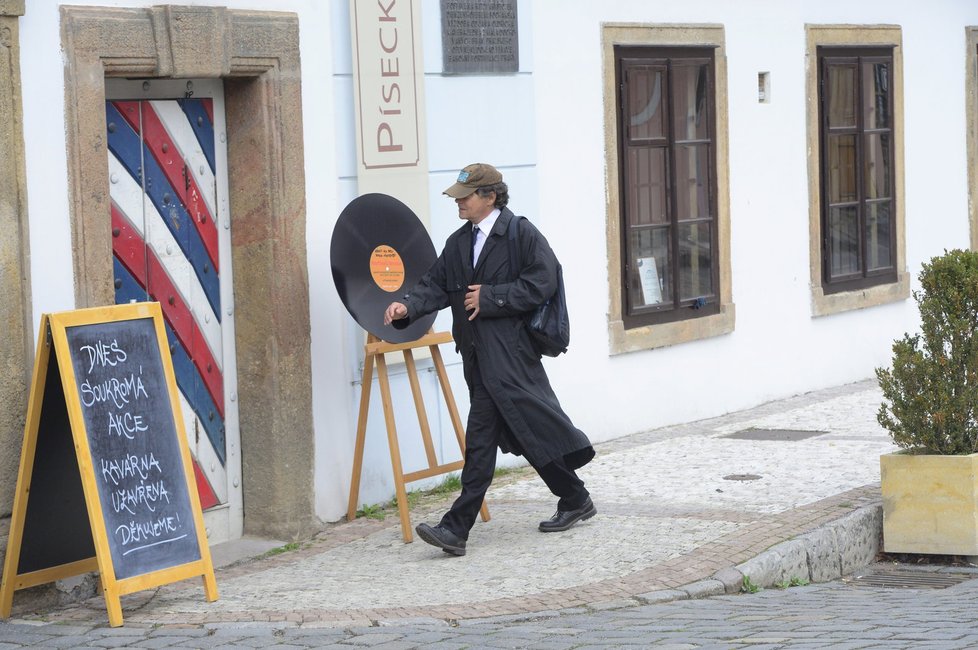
[4,379,895,628]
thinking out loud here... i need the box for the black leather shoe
[416,523,467,556]
[538,497,597,532]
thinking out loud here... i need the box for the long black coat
[397,207,594,470]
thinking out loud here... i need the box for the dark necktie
[472,226,482,267]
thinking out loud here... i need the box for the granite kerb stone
[829,503,882,575]
[798,524,843,583]
[680,579,725,599]
[735,547,785,588]
[729,504,882,589]
[634,588,690,604]
[711,567,746,594]
[648,502,887,600]
[773,538,811,584]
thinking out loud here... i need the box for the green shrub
[876,249,978,455]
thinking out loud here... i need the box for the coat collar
[473,208,514,274]
[455,208,515,276]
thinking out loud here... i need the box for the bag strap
[506,214,525,283]
[507,215,560,311]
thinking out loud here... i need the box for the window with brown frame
[818,46,897,293]
[615,46,720,328]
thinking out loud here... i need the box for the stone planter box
[881,451,978,555]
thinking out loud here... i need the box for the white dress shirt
[472,208,501,266]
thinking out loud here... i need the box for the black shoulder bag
[506,215,570,357]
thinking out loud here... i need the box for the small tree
[876,249,978,455]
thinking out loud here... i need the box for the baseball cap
[442,163,503,198]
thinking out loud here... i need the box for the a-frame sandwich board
[0,302,218,626]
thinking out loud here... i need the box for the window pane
[819,49,896,293]
[866,202,892,271]
[863,61,890,130]
[618,47,718,325]
[827,135,857,204]
[678,222,714,301]
[629,227,671,308]
[828,206,861,277]
[675,144,711,220]
[864,133,891,200]
[826,64,857,128]
[627,66,666,141]
[626,146,669,225]
[672,62,710,141]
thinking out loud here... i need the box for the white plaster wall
[19,1,74,322]
[17,0,978,527]
[321,0,539,520]
[530,0,978,446]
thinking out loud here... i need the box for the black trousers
[440,359,589,540]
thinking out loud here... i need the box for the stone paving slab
[2,380,894,629]
[16,563,978,649]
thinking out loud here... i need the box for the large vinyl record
[330,193,437,343]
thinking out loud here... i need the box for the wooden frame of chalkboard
[0,302,218,627]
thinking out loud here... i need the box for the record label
[369,245,405,292]
[330,193,438,343]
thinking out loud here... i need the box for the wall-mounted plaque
[441,0,519,75]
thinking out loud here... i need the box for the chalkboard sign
[64,317,201,579]
[0,303,217,627]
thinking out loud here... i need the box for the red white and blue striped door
[105,79,242,544]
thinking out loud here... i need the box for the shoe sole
[538,505,597,533]
[416,526,466,556]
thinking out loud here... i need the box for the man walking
[383,163,595,556]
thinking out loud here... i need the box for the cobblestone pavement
[5,563,978,648]
[1,379,926,648]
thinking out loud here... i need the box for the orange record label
[369,245,405,292]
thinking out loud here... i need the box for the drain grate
[848,570,974,589]
[723,428,826,442]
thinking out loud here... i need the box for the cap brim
[443,182,477,198]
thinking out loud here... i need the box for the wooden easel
[347,330,489,542]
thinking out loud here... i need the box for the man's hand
[384,302,408,325]
[465,285,482,321]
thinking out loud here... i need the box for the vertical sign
[350,0,431,224]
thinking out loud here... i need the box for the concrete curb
[732,504,883,591]
[636,504,883,603]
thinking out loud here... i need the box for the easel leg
[376,354,413,543]
[0,578,13,619]
[104,586,123,627]
[347,353,375,521]
[201,572,218,602]
[430,345,490,523]
[403,349,438,467]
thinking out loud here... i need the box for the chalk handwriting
[115,512,181,547]
[69,320,199,573]
[110,480,172,515]
[78,339,128,373]
[100,453,162,486]
[79,372,148,409]
[107,410,149,440]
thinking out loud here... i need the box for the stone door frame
[61,5,317,540]
[0,0,31,530]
